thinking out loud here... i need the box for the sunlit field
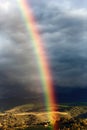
[18,127,51,130]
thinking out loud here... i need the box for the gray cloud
[29,0,87,87]
[0,0,87,103]
[0,0,44,99]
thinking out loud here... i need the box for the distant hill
[7,103,87,119]
[7,103,47,113]
[69,106,87,118]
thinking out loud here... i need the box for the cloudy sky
[0,0,87,104]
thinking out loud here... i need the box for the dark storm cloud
[29,0,87,87]
[0,0,44,99]
[1,0,87,103]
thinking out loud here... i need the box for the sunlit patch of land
[0,103,87,129]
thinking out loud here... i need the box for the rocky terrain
[0,104,86,130]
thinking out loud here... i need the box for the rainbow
[17,0,58,128]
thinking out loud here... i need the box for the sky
[0,0,87,105]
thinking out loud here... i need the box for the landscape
[0,103,87,130]
[0,0,87,130]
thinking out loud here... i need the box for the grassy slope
[0,103,87,130]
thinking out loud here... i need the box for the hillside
[6,103,47,113]
[0,104,87,129]
[6,103,87,119]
